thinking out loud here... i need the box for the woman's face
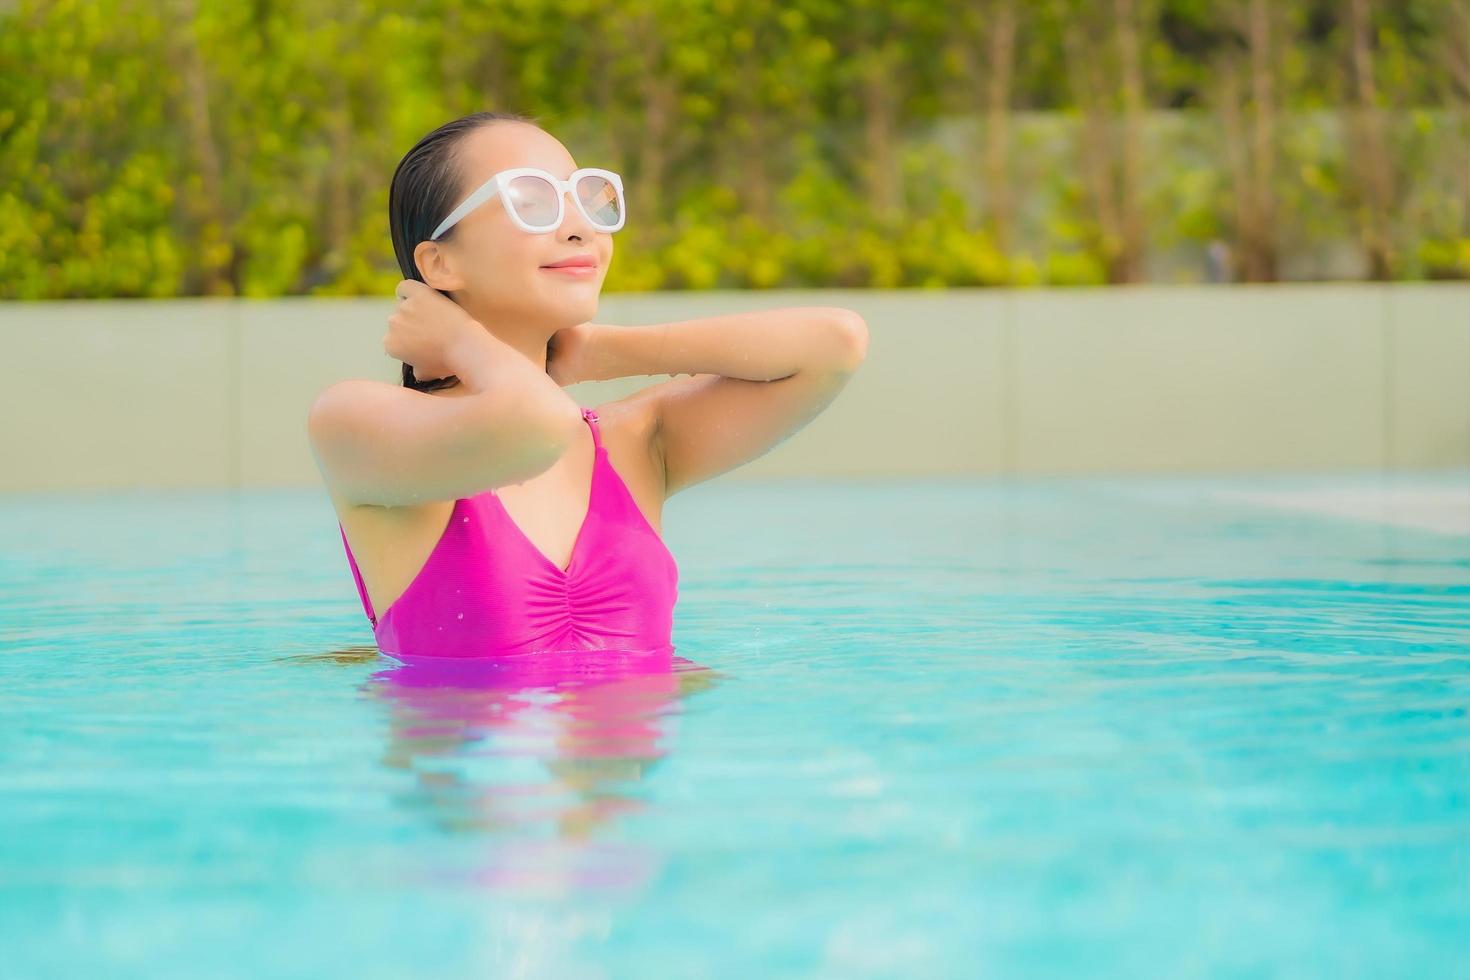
[418,122,614,333]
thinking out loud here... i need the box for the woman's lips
[540,264,597,277]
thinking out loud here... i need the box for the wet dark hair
[388,110,538,392]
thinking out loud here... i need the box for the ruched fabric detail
[339,408,678,659]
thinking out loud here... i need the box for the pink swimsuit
[339,408,678,659]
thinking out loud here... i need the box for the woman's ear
[413,239,467,292]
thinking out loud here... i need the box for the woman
[307,111,868,659]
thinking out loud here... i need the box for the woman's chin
[534,281,599,315]
[531,299,595,329]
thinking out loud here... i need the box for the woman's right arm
[306,327,584,508]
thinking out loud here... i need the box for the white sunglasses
[430,166,627,240]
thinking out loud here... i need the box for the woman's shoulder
[313,382,462,538]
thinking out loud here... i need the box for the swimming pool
[3,471,1467,977]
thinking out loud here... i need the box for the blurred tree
[1214,0,1284,281]
[948,0,1019,252]
[1052,0,1151,283]
[0,0,1465,297]
[1345,0,1394,279]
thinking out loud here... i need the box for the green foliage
[0,0,1465,299]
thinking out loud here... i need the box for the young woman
[307,111,868,659]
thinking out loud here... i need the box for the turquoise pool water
[2,472,1468,978]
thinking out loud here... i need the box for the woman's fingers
[395,279,431,303]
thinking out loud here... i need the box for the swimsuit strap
[582,407,603,451]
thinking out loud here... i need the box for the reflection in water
[284,644,721,896]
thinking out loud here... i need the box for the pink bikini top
[339,407,678,659]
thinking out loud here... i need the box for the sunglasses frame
[430,166,627,240]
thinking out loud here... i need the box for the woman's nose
[559,189,593,234]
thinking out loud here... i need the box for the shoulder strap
[582,407,603,451]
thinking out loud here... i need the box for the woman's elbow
[825,309,869,370]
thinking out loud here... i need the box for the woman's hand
[545,321,603,387]
[383,279,484,382]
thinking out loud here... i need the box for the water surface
[3,471,1468,978]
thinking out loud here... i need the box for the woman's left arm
[583,307,869,498]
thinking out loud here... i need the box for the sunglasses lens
[505,174,560,228]
[576,174,622,228]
